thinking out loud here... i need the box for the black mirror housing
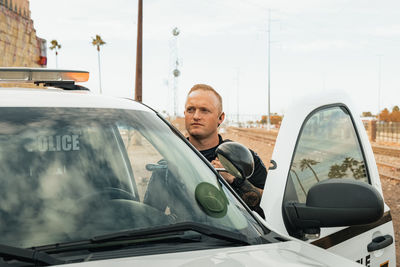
[284,179,384,237]
[216,142,254,180]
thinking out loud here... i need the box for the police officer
[184,84,267,217]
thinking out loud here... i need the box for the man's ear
[218,112,225,127]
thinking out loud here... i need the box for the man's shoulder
[220,135,254,152]
[220,137,263,163]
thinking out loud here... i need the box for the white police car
[0,68,394,267]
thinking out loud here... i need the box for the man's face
[184,90,224,140]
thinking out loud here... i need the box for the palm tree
[290,162,307,196]
[328,164,346,178]
[49,40,61,68]
[290,169,307,196]
[299,158,320,182]
[330,157,366,180]
[92,35,106,94]
[342,157,360,175]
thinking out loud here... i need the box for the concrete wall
[0,0,45,67]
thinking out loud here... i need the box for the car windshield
[0,107,262,248]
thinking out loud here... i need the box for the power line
[377,54,383,115]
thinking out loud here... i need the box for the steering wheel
[75,187,137,208]
[69,198,173,239]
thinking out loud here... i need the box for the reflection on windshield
[0,107,260,248]
[287,107,369,203]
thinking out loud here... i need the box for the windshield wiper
[0,243,65,266]
[32,223,252,256]
[91,222,251,245]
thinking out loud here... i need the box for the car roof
[0,87,151,112]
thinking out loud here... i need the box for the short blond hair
[187,84,223,112]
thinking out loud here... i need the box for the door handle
[269,160,277,170]
[367,235,393,252]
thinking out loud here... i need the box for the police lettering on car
[27,134,80,152]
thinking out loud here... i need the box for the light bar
[0,68,89,83]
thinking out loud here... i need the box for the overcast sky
[30,0,400,119]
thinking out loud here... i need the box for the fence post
[369,120,376,142]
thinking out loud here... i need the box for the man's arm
[234,179,262,208]
[211,158,264,208]
[247,150,267,190]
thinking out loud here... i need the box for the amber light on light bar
[62,72,89,82]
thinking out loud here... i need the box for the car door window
[284,106,369,203]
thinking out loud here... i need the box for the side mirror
[284,179,384,238]
[215,142,254,180]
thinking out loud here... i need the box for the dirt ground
[220,127,400,265]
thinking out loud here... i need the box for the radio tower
[170,27,181,117]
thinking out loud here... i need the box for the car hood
[60,240,360,267]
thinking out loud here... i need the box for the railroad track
[377,161,400,180]
[226,127,277,144]
[372,145,400,158]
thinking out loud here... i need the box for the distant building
[0,0,47,67]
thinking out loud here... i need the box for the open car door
[260,93,396,267]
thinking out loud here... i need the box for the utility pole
[377,55,382,115]
[170,27,181,117]
[267,9,271,129]
[135,0,143,102]
[236,68,240,124]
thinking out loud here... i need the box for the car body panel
[0,88,148,111]
[58,241,363,267]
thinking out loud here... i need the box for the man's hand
[212,157,263,208]
[211,158,235,184]
[237,180,262,208]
